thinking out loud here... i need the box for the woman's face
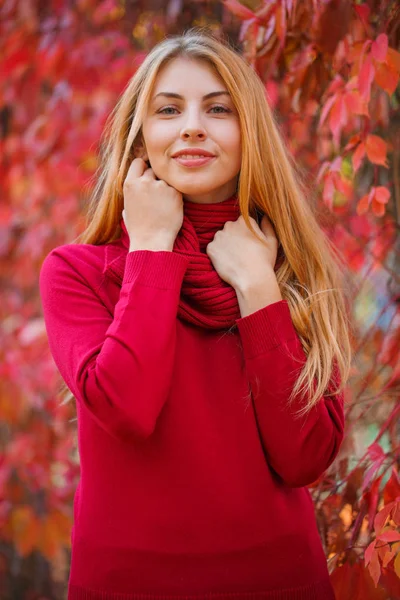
[138,56,242,204]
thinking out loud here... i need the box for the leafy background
[0,0,399,598]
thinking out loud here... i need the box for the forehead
[151,57,227,95]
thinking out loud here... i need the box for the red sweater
[39,204,343,600]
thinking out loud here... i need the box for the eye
[158,106,179,115]
[157,105,232,115]
[210,105,231,113]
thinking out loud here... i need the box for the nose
[180,108,207,140]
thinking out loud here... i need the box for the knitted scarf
[112,193,242,330]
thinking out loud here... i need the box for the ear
[132,146,149,162]
[132,133,149,162]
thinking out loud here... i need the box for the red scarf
[116,193,242,330]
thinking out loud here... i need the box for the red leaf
[331,561,387,599]
[365,540,376,566]
[330,156,342,172]
[383,469,400,504]
[319,94,336,127]
[323,174,335,209]
[368,550,381,587]
[223,0,256,20]
[374,502,394,534]
[345,134,361,151]
[377,530,400,543]
[353,143,365,172]
[359,55,376,102]
[371,34,388,62]
[364,474,383,533]
[368,442,385,462]
[365,135,388,167]
[334,174,353,200]
[275,2,287,43]
[354,4,370,27]
[317,161,330,182]
[329,95,347,145]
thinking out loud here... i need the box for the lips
[171,149,215,158]
[173,155,216,168]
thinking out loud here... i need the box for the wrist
[129,239,174,252]
[234,267,279,296]
[234,272,282,318]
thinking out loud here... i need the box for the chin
[169,178,218,194]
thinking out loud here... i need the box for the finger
[261,215,279,242]
[140,167,156,180]
[260,214,274,233]
[126,157,148,179]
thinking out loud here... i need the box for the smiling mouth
[173,155,216,167]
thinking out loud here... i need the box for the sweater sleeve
[235,299,344,488]
[39,247,190,442]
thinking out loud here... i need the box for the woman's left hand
[206,214,280,290]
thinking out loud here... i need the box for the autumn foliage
[0,0,399,598]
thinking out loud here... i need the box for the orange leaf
[345,134,361,151]
[372,199,386,216]
[357,191,372,215]
[371,34,388,62]
[374,186,390,204]
[374,501,395,534]
[387,47,400,74]
[39,514,61,560]
[395,552,400,578]
[11,506,40,557]
[382,548,396,568]
[344,90,369,116]
[365,135,388,167]
[375,61,399,95]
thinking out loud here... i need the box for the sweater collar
[103,193,241,282]
[182,193,241,251]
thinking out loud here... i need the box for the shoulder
[39,242,108,290]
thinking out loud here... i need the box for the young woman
[40,27,352,600]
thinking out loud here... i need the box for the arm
[39,247,190,442]
[235,288,344,488]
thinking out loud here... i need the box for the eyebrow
[152,91,231,101]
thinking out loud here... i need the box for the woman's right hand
[122,158,184,252]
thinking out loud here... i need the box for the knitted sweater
[39,200,342,600]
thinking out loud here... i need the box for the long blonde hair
[59,27,352,417]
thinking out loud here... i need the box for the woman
[39,27,352,600]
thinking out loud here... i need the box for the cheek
[218,123,241,151]
[144,123,176,153]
